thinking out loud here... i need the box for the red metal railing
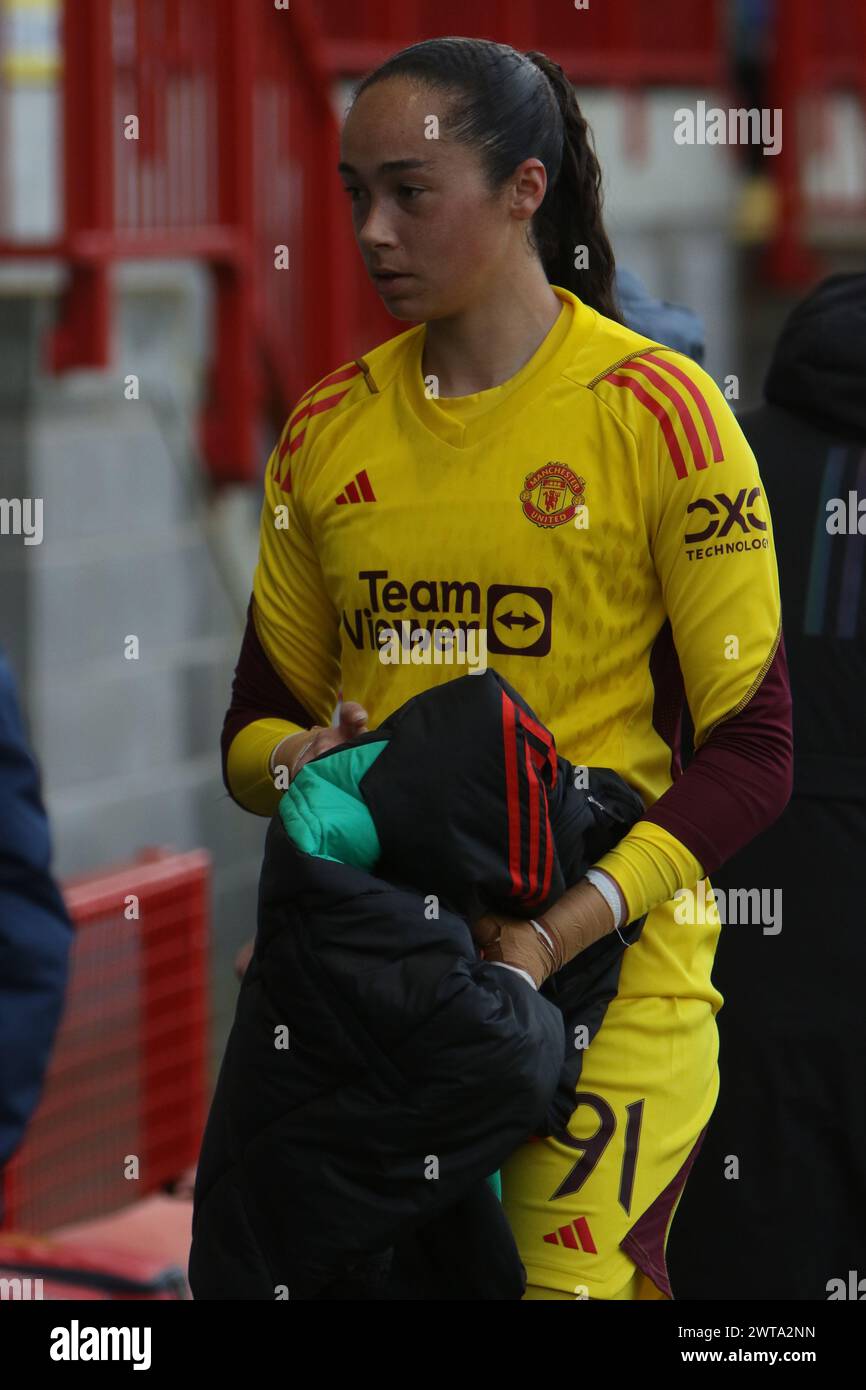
[0,0,355,483]
[767,0,866,283]
[313,0,726,85]
[0,847,209,1234]
[2,0,863,476]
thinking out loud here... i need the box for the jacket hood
[764,272,866,440]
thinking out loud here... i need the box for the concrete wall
[0,261,267,1079]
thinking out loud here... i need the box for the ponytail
[524,51,621,322]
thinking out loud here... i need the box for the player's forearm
[586,636,792,923]
[221,594,322,814]
[476,879,622,988]
[532,877,625,969]
[640,633,793,875]
[589,819,704,924]
[225,718,308,816]
[521,826,702,985]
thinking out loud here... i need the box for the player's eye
[340,184,424,203]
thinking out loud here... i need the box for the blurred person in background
[730,0,778,242]
[668,273,866,1299]
[615,266,706,366]
[0,646,72,1220]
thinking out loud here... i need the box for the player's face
[339,77,515,320]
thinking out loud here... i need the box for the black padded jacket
[189,669,645,1300]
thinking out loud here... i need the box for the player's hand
[271,701,369,783]
[470,909,556,989]
[292,700,369,776]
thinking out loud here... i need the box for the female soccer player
[221,37,793,1300]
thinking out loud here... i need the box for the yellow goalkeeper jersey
[230,285,786,1012]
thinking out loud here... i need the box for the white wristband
[584,867,626,930]
[528,918,557,960]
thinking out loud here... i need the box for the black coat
[189,669,645,1300]
[669,274,866,1299]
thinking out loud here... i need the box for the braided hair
[350,36,621,322]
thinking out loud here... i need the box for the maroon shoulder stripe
[642,352,723,461]
[623,358,708,471]
[274,362,363,473]
[295,361,363,409]
[603,371,689,480]
[277,385,355,466]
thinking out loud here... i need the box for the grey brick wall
[0,264,269,1081]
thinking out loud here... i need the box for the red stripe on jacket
[500,691,524,897]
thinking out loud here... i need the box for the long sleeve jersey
[222,285,792,1010]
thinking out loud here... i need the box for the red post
[47,0,114,371]
[198,0,258,481]
[765,0,822,286]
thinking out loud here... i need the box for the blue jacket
[0,648,72,1190]
[615,266,706,364]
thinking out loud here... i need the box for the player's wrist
[473,911,556,988]
[269,729,319,783]
[532,876,629,970]
[583,867,627,928]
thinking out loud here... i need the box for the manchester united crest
[520,463,586,529]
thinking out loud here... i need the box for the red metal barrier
[767,0,866,284]
[0,0,348,483]
[0,0,730,481]
[0,847,210,1235]
[314,0,725,85]
[250,0,357,424]
[2,0,861,469]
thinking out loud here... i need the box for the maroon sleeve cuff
[643,632,793,875]
[221,595,316,802]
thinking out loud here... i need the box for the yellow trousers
[500,997,718,1300]
[523,1267,670,1299]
